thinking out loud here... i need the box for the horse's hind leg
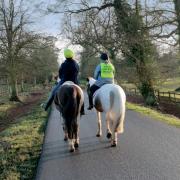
[96,111,102,137]
[62,123,68,141]
[110,118,119,147]
[74,124,79,149]
[106,112,112,139]
[111,131,117,147]
[69,139,75,152]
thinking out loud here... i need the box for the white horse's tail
[110,86,126,134]
[116,105,126,133]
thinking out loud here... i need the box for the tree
[174,0,180,50]
[63,5,122,80]
[0,0,39,101]
[28,37,59,84]
[113,0,158,105]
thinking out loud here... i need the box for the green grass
[0,103,49,180]
[122,77,180,92]
[156,77,180,92]
[127,102,180,128]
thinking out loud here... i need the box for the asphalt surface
[36,94,180,180]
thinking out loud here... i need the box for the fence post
[168,92,171,100]
[158,90,160,100]
[173,93,175,102]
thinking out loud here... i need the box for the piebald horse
[54,81,84,152]
[87,77,126,147]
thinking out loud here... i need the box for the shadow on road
[41,136,113,162]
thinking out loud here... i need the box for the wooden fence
[123,87,180,103]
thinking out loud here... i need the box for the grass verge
[0,103,49,180]
[127,102,180,128]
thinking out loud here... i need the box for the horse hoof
[64,137,68,141]
[111,141,117,147]
[69,148,75,153]
[106,132,112,139]
[111,144,117,147]
[74,143,79,149]
[96,134,101,137]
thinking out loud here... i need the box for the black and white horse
[87,77,126,147]
[54,81,84,152]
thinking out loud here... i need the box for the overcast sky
[24,0,62,36]
[24,0,174,62]
[27,0,174,36]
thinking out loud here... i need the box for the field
[121,77,180,102]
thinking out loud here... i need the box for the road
[35,94,180,180]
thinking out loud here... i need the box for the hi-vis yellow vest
[100,63,114,78]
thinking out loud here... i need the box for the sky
[24,0,175,63]
[24,0,83,64]
[25,0,62,36]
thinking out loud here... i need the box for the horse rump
[55,84,81,139]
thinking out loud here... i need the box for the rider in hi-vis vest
[100,63,114,78]
[87,53,115,110]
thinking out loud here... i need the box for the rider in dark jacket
[44,49,84,114]
[59,57,79,85]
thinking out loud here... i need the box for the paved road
[36,94,180,180]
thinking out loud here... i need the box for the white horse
[87,77,126,147]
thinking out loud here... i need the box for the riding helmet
[100,53,108,60]
[64,48,74,58]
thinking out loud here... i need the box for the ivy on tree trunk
[114,0,158,106]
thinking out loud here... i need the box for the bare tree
[0,0,38,101]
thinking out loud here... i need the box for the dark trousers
[88,84,100,107]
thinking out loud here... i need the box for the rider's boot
[44,96,54,111]
[87,95,93,110]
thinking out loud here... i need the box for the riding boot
[80,103,85,115]
[44,96,54,111]
[87,94,93,110]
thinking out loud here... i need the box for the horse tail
[63,87,80,139]
[116,105,126,133]
[110,86,126,134]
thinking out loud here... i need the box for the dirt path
[0,91,46,132]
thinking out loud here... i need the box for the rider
[44,48,85,114]
[87,53,115,110]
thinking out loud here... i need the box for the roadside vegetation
[0,102,49,180]
[127,102,180,128]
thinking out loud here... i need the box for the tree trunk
[9,72,20,101]
[34,77,37,86]
[174,0,180,51]
[136,61,157,106]
[21,73,24,92]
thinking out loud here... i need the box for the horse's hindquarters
[94,84,126,147]
[54,82,84,152]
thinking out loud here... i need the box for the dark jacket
[59,59,79,85]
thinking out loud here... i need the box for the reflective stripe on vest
[100,63,114,78]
